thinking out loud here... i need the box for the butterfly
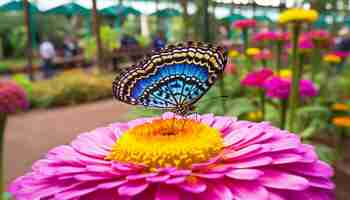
[113,41,228,115]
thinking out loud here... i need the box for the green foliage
[81,25,120,59]
[31,70,113,108]
[296,105,331,139]
[12,74,33,98]
[314,143,337,164]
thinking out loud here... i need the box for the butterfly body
[113,42,228,115]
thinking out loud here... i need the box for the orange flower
[332,116,350,128]
[331,103,349,111]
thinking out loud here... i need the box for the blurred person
[334,28,350,72]
[120,33,139,49]
[39,37,56,78]
[152,31,167,51]
[63,36,79,58]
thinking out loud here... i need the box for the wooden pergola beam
[92,0,103,69]
[23,0,34,80]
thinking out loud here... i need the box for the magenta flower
[0,81,29,113]
[274,31,290,42]
[253,31,276,43]
[254,49,273,61]
[307,30,333,48]
[253,31,289,43]
[224,63,237,75]
[263,76,318,100]
[241,68,273,88]
[233,19,257,29]
[10,113,334,200]
[333,51,349,59]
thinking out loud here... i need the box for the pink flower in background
[299,35,314,50]
[254,49,273,61]
[225,63,237,75]
[233,19,257,29]
[306,29,334,48]
[0,81,29,113]
[9,112,334,200]
[333,51,349,59]
[307,29,332,41]
[299,79,318,97]
[253,31,276,43]
[241,68,273,88]
[263,76,318,100]
[274,31,290,42]
[253,31,289,43]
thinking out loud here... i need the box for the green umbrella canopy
[100,5,141,17]
[151,8,181,18]
[314,15,328,29]
[0,0,39,13]
[253,15,272,23]
[222,13,246,23]
[43,2,90,16]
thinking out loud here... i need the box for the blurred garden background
[1,0,350,199]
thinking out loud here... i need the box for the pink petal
[227,180,269,200]
[155,185,180,200]
[146,174,170,183]
[259,169,309,191]
[178,178,207,193]
[195,183,233,200]
[118,182,149,196]
[226,169,263,180]
[227,155,273,168]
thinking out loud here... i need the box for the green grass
[0,58,40,72]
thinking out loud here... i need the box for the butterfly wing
[113,42,228,110]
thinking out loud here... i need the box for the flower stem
[288,24,301,132]
[219,76,227,115]
[0,113,7,199]
[280,99,288,129]
[259,89,265,121]
[276,42,283,75]
[242,29,249,54]
[311,46,321,82]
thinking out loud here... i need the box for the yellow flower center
[106,119,223,169]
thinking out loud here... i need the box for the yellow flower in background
[323,54,341,64]
[246,48,261,57]
[277,69,292,79]
[247,111,263,121]
[332,116,350,128]
[278,8,319,24]
[228,49,239,58]
[331,103,349,111]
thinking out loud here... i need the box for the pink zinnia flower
[274,31,290,42]
[306,30,334,48]
[333,51,349,59]
[253,31,276,43]
[0,80,29,113]
[263,76,318,100]
[9,113,334,200]
[254,49,273,61]
[253,31,289,44]
[225,63,236,75]
[241,68,273,88]
[233,19,257,29]
[308,29,331,40]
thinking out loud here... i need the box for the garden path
[4,99,131,187]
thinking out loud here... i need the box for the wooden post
[203,0,210,43]
[92,0,103,68]
[180,0,189,40]
[23,0,34,80]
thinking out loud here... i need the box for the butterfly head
[173,104,195,116]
